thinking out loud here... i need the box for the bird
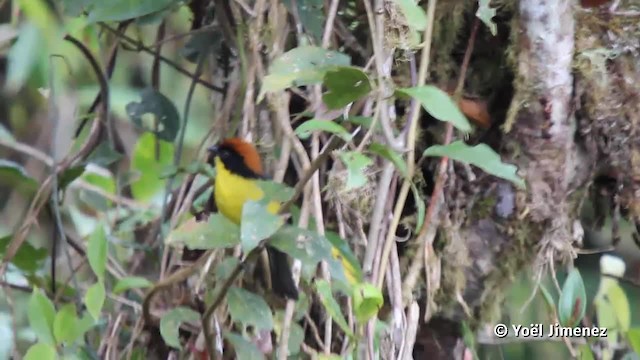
[207,137,360,300]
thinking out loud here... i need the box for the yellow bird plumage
[208,138,358,300]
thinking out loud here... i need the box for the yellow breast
[214,157,280,224]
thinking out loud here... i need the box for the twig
[375,0,438,290]
[159,46,209,280]
[99,23,224,93]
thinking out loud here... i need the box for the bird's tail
[266,246,299,300]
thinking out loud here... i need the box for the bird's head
[207,137,264,178]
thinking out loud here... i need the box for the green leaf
[558,268,587,327]
[295,119,351,140]
[285,322,304,356]
[394,0,427,31]
[87,0,177,22]
[628,328,640,356]
[240,200,283,253]
[86,142,123,167]
[5,23,43,93]
[339,151,373,190]
[423,141,526,189]
[84,281,105,320]
[87,225,108,282]
[270,226,350,290]
[130,132,175,201]
[476,0,497,36]
[397,86,472,133]
[325,231,363,284]
[224,331,265,360]
[260,46,350,99]
[578,344,595,360]
[24,342,57,360]
[0,235,48,273]
[315,280,353,337]
[53,303,80,344]
[282,0,324,42]
[0,159,39,196]
[113,276,153,295]
[58,166,85,190]
[257,180,295,203]
[227,287,273,331]
[27,288,56,345]
[606,282,630,331]
[126,88,180,142]
[167,215,240,250]
[159,306,200,350]
[352,283,383,323]
[322,67,372,110]
[369,142,408,178]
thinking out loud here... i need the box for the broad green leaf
[295,119,351,140]
[257,180,295,203]
[423,141,526,189]
[0,159,39,196]
[53,303,80,344]
[606,282,630,331]
[558,268,587,327]
[159,306,200,350]
[628,328,640,356]
[285,322,304,356]
[24,343,57,360]
[84,281,105,320]
[126,87,180,142]
[322,67,372,110]
[240,200,283,253]
[282,0,324,42]
[578,345,595,360]
[344,116,376,130]
[87,0,177,22]
[397,86,472,133]
[227,287,273,331]
[167,215,240,250]
[88,225,107,282]
[113,276,153,295]
[339,152,373,190]
[325,231,363,284]
[476,0,497,36]
[86,142,123,167]
[394,0,427,30]
[213,257,240,282]
[352,283,383,323]
[369,142,408,178]
[61,0,92,16]
[224,331,265,360]
[130,132,175,201]
[58,166,85,190]
[5,22,43,93]
[270,226,350,290]
[315,280,353,337]
[27,288,56,345]
[260,46,350,99]
[0,235,48,273]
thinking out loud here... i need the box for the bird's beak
[207,145,219,156]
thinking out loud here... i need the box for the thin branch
[99,23,225,93]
